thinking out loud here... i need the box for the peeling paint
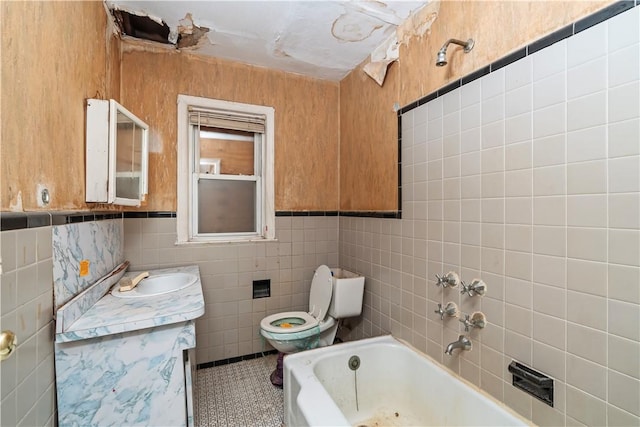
[176,13,210,50]
[397,0,441,45]
[9,190,23,212]
[363,32,399,85]
[363,1,440,86]
[107,0,430,82]
[273,36,292,58]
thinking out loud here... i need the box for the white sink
[111,273,198,298]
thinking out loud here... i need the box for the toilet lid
[309,265,333,320]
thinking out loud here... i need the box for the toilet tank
[328,268,365,318]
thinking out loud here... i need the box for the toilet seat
[261,311,318,334]
[260,265,333,335]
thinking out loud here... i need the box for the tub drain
[348,355,361,412]
[348,355,360,371]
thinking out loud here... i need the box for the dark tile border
[0,213,29,231]
[275,211,339,217]
[196,349,278,370]
[461,65,491,85]
[527,24,573,55]
[2,209,406,231]
[123,211,176,218]
[1,211,127,231]
[490,47,526,72]
[574,0,635,33]
[339,211,402,219]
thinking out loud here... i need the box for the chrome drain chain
[348,355,361,411]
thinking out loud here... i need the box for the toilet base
[270,352,285,388]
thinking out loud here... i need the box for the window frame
[177,94,275,244]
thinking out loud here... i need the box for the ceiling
[106,1,430,81]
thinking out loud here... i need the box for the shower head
[436,38,474,67]
[436,49,448,67]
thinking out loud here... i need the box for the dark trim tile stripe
[461,65,491,85]
[491,47,526,72]
[527,24,572,55]
[399,100,419,115]
[148,211,176,218]
[1,211,126,231]
[574,0,635,33]
[438,80,461,97]
[123,211,177,218]
[123,211,149,218]
[0,213,28,231]
[417,91,438,106]
[26,213,52,228]
[276,211,339,217]
[340,211,401,219]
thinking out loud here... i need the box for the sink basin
[111,273,198,298]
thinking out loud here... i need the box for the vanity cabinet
[85,99,149,206]
[56,322,197,426]
[54,266,204,426]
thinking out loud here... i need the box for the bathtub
[284,335,531,426]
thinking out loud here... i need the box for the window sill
[174,237,279,246]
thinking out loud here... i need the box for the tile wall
[341,6,640,426]
[123,215,339,364]
[0,226,56,426]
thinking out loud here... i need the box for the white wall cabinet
[86,99,149,206]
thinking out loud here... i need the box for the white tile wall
[123,216,338,364]
[343,6,640,426]
[1,227,56,426]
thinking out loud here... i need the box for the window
[177,95,275,243]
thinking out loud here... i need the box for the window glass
[197,179,256,233]
[198,127,254,175]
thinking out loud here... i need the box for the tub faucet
[445,335,472,355]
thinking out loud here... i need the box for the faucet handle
[460,312,487,332]
[435,271,460,288]
[435,301,459,320]
[460,279,486,297]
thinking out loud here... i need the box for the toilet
[260,265,365,355]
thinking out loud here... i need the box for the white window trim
[177,94,275,244]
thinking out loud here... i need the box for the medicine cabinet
[86,99,149,206]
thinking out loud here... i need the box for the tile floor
[196,354,284,427]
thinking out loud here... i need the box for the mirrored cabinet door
[86,99,149,206]
[109,100,148,205]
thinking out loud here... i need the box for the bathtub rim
[284,334,534,427]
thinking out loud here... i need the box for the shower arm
[439,38,474,54]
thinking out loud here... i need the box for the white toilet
[260,265,365,354]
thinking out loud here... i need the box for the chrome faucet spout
[445,335,472,355]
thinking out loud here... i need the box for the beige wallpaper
[1,1,116,211]
[118,46,340,212]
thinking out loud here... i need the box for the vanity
[54,265,204,427]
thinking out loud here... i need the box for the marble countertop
[55,265,205,343]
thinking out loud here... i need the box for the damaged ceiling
[106,1,432,82]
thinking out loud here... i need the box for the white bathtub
[284,335,531,426]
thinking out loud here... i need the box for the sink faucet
[445,335,472,355]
